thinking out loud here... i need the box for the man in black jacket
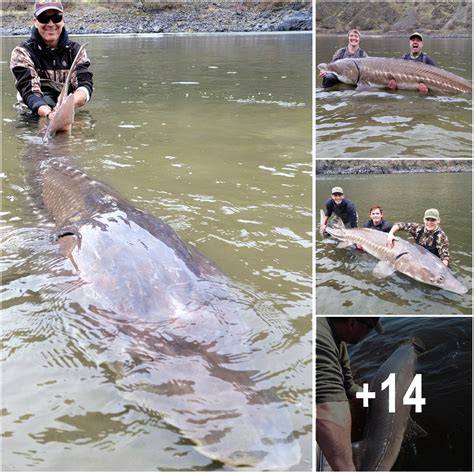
[10,1,93,120]
[320,186,358,236]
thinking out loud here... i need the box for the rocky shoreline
[0,2,312,36]
[316,160,472,175]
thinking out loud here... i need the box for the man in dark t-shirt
[320,186,358,236]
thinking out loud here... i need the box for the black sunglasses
[332,193,343,196]
[36,12,63,24]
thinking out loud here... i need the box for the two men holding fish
[10,1,93,123]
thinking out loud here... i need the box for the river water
[347,317,472,471]
[316,171,472,315]
[1,33,312,470]
[315,36,473,158]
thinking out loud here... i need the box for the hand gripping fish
[43,42,89,142]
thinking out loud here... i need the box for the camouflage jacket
[10,27,93,114]
[396,222,450,262]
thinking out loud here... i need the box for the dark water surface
[316,172,472,315]
[1,33,312,470]
[347,317,472,471]
[315,36,473,158]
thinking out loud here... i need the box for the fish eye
[437,276,445,283]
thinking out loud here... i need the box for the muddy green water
[1,33,312,470]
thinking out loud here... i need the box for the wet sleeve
[340,344,361,398]
[316,335,349,403]
[10,46,47,114]
[436,231,450,261]
[73,45,93,98]
[325,199,334,218]
[397,222,420,238]
[347,201,358,227]
[382,221,394,233]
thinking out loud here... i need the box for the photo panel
[315,159,472,315]
[315,316,472,471]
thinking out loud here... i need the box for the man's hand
[316,401,356,471]
[319,70,328,77]
[38,104,53,118]
[320,224,327,237]
[388,79,397,90]
[386,234,395,248]
[418,82,429,94]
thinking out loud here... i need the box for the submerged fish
[21,140,301,470]
[317,57,472,94]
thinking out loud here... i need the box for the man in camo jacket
[10,0,93,120]
[386,208,450,266]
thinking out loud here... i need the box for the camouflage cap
[35,0,64,17]
[424,208,440,220]
[354,317,384,334]
[410,32,423,41]
[331,186,344,194]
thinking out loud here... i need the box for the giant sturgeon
[321,211,467,295]
[20,138,301,470]
[353,340,426,471]
[317,57,472,94]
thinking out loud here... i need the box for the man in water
[386,208,450,266]
[10,1,93,121]
[319,29,369,89]
[316,317,383,471]
[320,186,358,235]
[388,32,435,94]
[363,205,393,232]
[356,205,393,251]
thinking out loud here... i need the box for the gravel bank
[1,2,312,35]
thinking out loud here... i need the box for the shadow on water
[349,317,472,472]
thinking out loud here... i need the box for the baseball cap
[35,1,64,17]
[331,186,344,194]
[424,208,440,220]
[410,32,423,41]
[354,317,384,334]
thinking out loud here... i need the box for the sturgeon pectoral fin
[355,80,376,92]
[405,418,428,440]
[336,241,353,249]
[57,234,80,258]
[373,260,396,278]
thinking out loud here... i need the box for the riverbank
[0,2,312,35]
[316,160,472,175]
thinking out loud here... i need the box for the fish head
[396,252,467,295]
[326,59,360,85]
